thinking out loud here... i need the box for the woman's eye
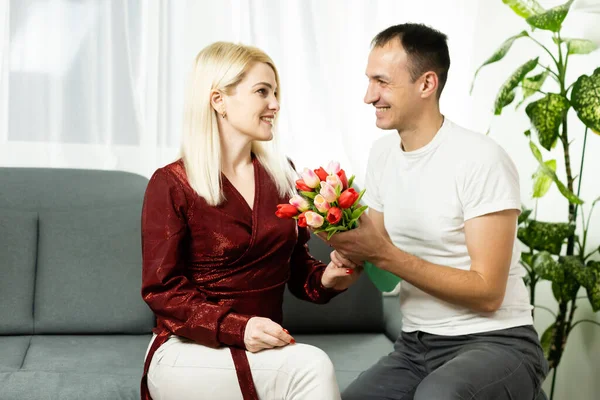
[257,88,267,96]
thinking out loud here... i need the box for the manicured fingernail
[283,328,290,334]
[290,339,296,344]
[346,269,353,274]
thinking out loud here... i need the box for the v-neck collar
[222,155,260,213]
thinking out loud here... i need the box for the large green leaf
[551,256,581,302]
[529,141,584,205]
[470,31,529,93]
[532,251,560,280]
[532,159,556,198]
[566,39,598,55]
[585,260,600,311]
[526,0,574,32]
[495,58,539,115]
[540,323,556,360]
[570,67,600,134]
[526,94,570,150]
[517,71,549,108]
[502,0,544,18]
[517,220,575,254]
[519,207,533,224]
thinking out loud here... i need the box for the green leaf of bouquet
[471,31,529,93]
[352,188,366,208]
[502,0,544,18]
[347,175,355,188]
[540,323,556,360]
[517,220,575,254]
[495,58,539,115]
[300,190,317,199]
[351,205,369,220]
[526,94,570,150]
[570,67,600,134]
[532,159,556,198]
[528,141,583,204]
[517,71,548,108]
[526,0,573,32]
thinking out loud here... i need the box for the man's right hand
[244,317,295,353]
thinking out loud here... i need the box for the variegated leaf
[532,159,556,198]
[519,207,533,224]
[470,31,529,93]
[585,260,600,311]
[532,251,560,280]
[517,220,575,254]
[540,323,556,360]
[570,67,600,134]
[526,94,570,150]
[502,0,545,18]
[517,71,549,108]
[528,141,584,205]
[495,58,539,115]
[526,0,574,32]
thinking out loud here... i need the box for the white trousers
[145,334,341,400]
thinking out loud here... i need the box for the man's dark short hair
[372,23,450,98]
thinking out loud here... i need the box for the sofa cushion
[0,336,32,372]
[282,234,384,334]
[295,333,394,391]
[0,371,140,400]
[0,210,37,334]
[20,334,150,375]
[34,206,154,334]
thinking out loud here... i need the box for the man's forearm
[373,243,504,313]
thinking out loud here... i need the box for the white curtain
[0,0,483,183]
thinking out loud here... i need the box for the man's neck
[398,111,445,152]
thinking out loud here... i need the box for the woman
[141,42,360,400]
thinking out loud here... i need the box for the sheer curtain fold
[1,0,480,182]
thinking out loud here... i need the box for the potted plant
[470,1,600,399]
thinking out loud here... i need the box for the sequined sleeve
[287,225,345,303]
[141,168,250,349]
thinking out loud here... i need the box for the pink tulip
[305,211,324,228]
[300,168,320,188]
[319,182,338,203]
[314,194,331,213]
[325,161,341,175]
[289,195,310,212]
[326,174,342,191]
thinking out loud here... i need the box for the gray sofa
[0,167,400,400]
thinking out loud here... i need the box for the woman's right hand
[244,317,295,353]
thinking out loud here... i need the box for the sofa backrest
[0,168,154,334]
[0,167,383,336]
[283,234,384,334]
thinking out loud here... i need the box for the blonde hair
[181,41,296,206]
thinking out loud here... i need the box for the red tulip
[327,207,342,225]
[296,179,313,192]
[314,167,329,182]
[337,169,348,190]
[297,212,307,228]
[276,204,299,218]
[338,188,359,209]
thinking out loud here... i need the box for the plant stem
[570,319,600,331]
[528,36,560,67]
[550,367,558,400]
[540,65,561,83]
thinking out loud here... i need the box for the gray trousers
[343,325,549,400]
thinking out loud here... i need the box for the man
[323,23,549,399]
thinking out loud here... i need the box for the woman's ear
[210,90,225,115]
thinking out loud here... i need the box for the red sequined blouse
[140,158,341,400]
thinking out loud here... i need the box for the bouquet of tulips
[275,161,368,240]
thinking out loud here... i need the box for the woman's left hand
[321,250,362,291]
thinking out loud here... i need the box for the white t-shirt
[363,118,533,336]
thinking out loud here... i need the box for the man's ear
[419,71,439,99]
[210,90,225,114]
